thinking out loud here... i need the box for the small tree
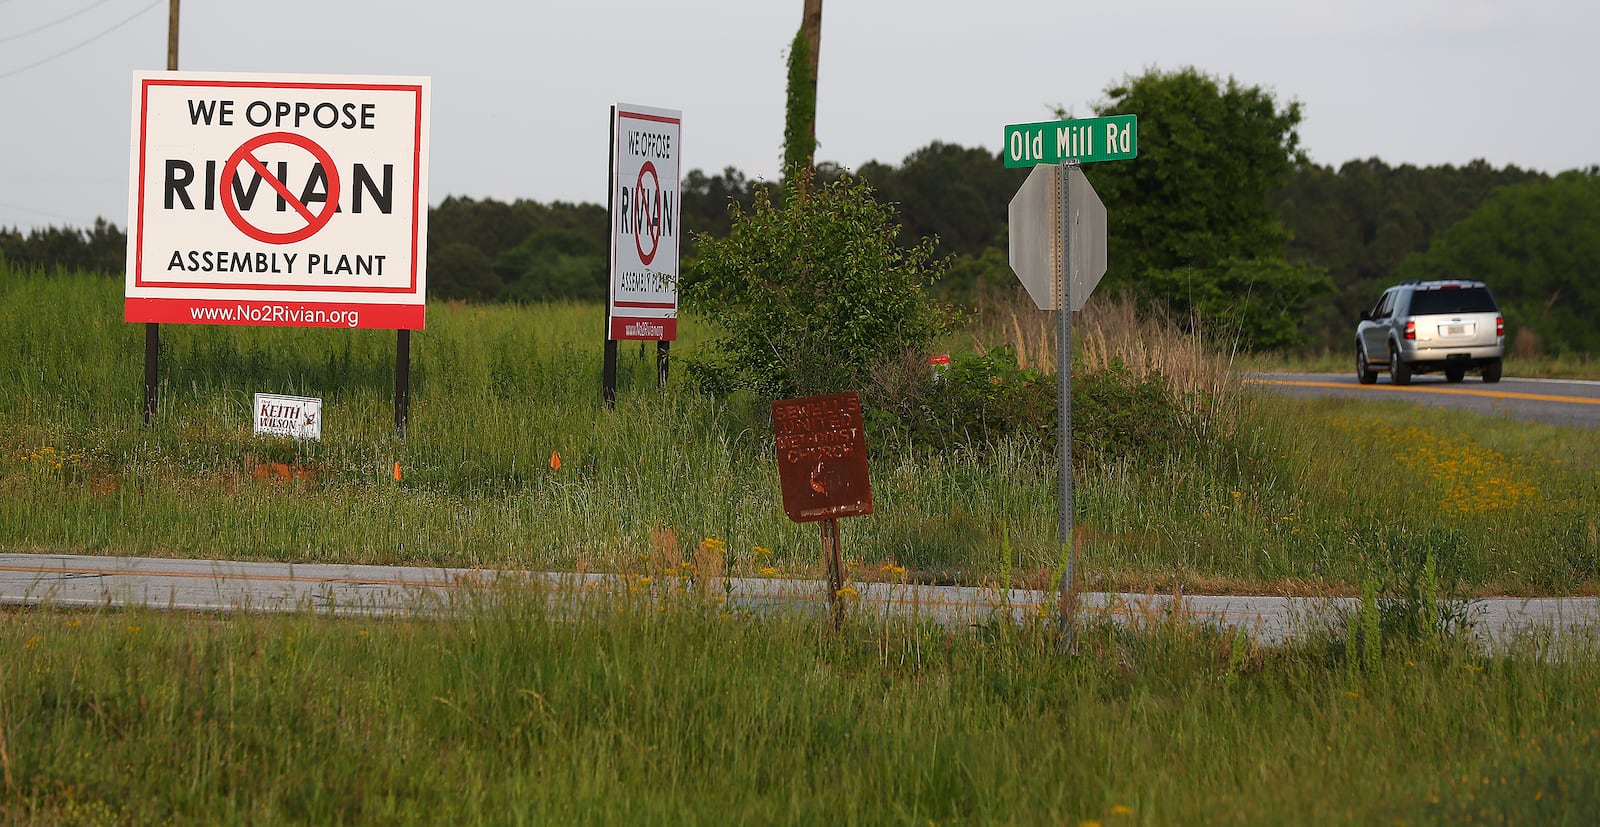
[682,173,953,399]
[1088,67,1327,348]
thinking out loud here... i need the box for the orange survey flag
[550,451,561,471]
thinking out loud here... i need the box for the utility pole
[166,0,179,72]
[801,0,822,162]
[146,0,178,425]
[783,0,823,188]
[800,0,825,127]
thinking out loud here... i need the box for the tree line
[6,68,1593,354]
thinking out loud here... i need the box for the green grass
[5,267,1600,824]
[3,596,1598,825]
[2,267,1598,595]
[1080,393,1600,595]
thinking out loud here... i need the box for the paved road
[1249,372,1600,428]
[4,554,1595,651]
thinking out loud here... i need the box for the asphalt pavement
[1248,373,1600,428]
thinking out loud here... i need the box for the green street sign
[1004,114,1137,168]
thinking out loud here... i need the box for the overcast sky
[1,0,1595,232]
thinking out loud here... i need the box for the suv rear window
[1408,287,1497,315]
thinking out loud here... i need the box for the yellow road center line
[1247,378,1600,406]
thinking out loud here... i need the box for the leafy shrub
[867,348,1191,466]
[1074,358,1191,466]
[681,174,954,400]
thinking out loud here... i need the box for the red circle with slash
[220,131,341,245]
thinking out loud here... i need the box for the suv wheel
[1445,366,1466,383]
[1482,357,1503,383]
[1356,343,1377,385]
[1389,347,1412,386]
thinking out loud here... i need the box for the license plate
[1441,324,1470,336]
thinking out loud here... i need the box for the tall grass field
[2,267,1596,595]
[5,266,1600,824]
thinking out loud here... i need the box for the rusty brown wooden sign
[772,391,873,522]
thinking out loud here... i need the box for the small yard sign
[254,393,322,440]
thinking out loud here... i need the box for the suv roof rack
[1394,278,1486,289]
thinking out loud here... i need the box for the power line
[0,198,96,226]
[0,0,163,81]
[0,0,122,45]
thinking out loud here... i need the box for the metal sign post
[1056,162,1076,641]
[1006,116,1129,645]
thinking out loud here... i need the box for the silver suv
[1356,280,1504,385]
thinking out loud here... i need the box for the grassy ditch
[3,595,1599,825]
[2,268,1597,595]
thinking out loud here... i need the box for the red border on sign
[132,78,425,295]
[126,297,423,330]
[617,109,680,125]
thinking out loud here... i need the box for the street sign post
[1005,114,1130,644]
[1004,114,1137,168]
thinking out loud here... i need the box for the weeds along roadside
[2,591,1598,824]
[1,268,1597,595]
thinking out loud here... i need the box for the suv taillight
[1404,320,1416,340]
[1496,316,1504,337]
